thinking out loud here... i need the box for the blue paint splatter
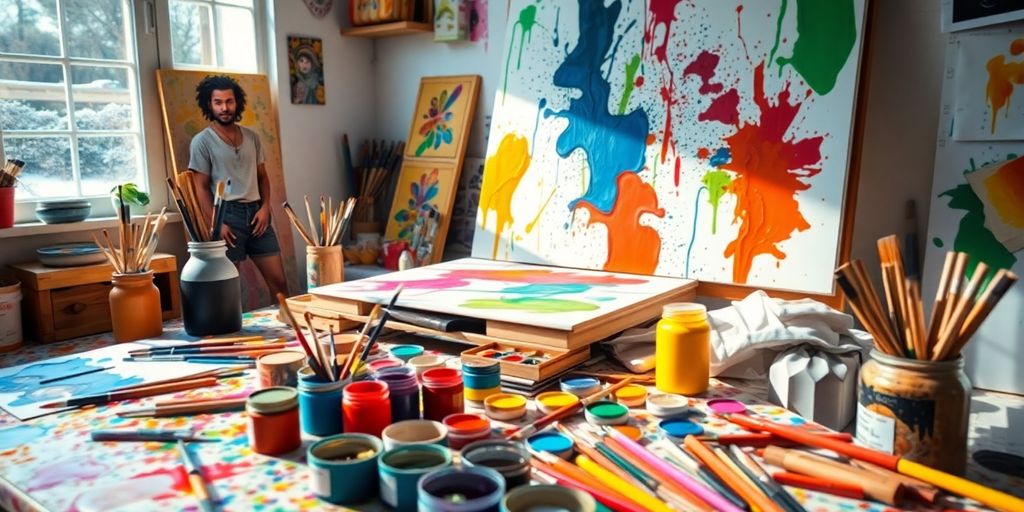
[532,98,547,150]
[0,357,144,407]
[709,147,731,167]
[552,7,560,47]
[606,19,638,81]
[502,283,592,295]
[0,425,47,449]
[546,0,649,214]
[685,187,707,278]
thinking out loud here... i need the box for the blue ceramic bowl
[36,242,107,267]
[35,200,91,224]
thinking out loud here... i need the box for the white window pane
[3,135,75,200]
[64,0,129,60]
[217,5,256,72]
[170,0,214,67]
[78,135,141,196]
[217,0,253,8]
[0,62,68,130]
[0,0,62,57]
[71,65,133,131]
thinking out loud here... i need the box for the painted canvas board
[156,70,300,308]
[384,161,459,263]
[965,155,1024,252]
[312,257,694,331]
[942,0,1024,33]
[0,341,220,421]
[405,75,481,159]
[288,36,325,105]
[924,31,1024,394]
[953,28,1024,141]
[472,0,867,296]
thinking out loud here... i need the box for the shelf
[0,213,182,239]
[340,21,433,38]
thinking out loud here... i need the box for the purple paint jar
[375,366,421,422]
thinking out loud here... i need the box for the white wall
[268,0,376,291]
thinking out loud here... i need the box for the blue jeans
[221,200,280,263]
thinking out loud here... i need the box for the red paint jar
[422,368,464,421]
[343,380,391,437]
[246,387,301,455]
[443,413,492,450]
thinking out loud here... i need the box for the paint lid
[535,391,579,412]
[662,302,707,318]
[659,418,704,439]
[409,354,446,367]
[389,344,424,361]
[526,431,574,456]
[484,393,528,411]
[584,400,630,426]
[706,398,747,415]
[646,393,690,418]
[257,350,306,367]
[559,375,601,396]
[367,358,403,373]
[610,425,644,442]
[614,384,648,406]
[422,367,463,388]
[443,413,491,434]
[246,386,298,414]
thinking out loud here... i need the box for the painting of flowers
[405,75,480,160]
[385,162,459,264]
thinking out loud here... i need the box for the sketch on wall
[472,0,868,295]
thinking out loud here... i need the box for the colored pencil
[761,445,903,505]
[656,440,749,511]
[849,459,939,504]
[576,454,674,512]
[728,445,806,512]
[529,458,643,512]
[556,425,648,491]
[37,366,114,385]
[276,292,328,380]
[178,440,216,512]
[117,398,247,418]
[506,377,635,439]
[91,429,215,442]
[771,472,864,500]
[726,413,1024,511]
[40,377,219,409]
[696,431,852,446]
[684,436,784,512]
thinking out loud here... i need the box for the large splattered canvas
[473,1,868,296]
[312,258,694,331]
[924,29,1024,394]
[953,29,1024,141]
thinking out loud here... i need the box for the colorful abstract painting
[953,28,1024,141]
[472,1,867,295]
[405,76,481,159]
[312,258,693,331]
[924,28,1024,395]
[384,162,459,263]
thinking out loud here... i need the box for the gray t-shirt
[188,125,265,202]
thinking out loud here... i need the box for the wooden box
[461,341,591,382]
[9,253,181,343]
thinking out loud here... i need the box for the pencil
[178,440,216,512]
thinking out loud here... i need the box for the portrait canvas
[288,35,324,105]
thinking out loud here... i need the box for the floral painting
[385,162,459,264]
[405,75,480,160]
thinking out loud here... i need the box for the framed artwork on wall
[405,75,481,160]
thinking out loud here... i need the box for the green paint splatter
[618,54,641,115]
[768,0,788,71]
[933,237,944,248]
[701,170,733,235]
[940,183,1017,283]
[461,297,600,313]
[502,5,539,104]
[772,0,857,96]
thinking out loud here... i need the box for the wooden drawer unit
[10,253,181,343]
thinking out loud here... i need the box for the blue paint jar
[462,361,501,406]
[560,375,602,397]
[375,366,421,422]
[379,444,453,512]
[417,466,505,512]
[307,433,382,505]
[298,369,344,436]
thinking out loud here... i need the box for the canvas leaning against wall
[473,0,868,296]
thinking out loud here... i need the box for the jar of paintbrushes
[837,236,1018,475]
[94,194,169,342]
[0,158,24,229]
[283,196,354,290]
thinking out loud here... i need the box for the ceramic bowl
[36,242,107,267]
[35,200,91,224]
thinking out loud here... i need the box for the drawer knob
[66,303,87,314]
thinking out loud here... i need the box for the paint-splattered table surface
[1,309,1021,511]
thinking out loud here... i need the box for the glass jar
[856,350,971,474]
[180,240,241,336]
[655,303,710,395]
[109,271,162,342]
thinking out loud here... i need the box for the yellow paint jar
[655,303,709,395]
[535,391,579,414]
[484,393,528,421]
[613,384,648,408]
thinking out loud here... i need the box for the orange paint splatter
[578,173,665,274]
[479,134,531,259]
[983,157,1024,227]
[986,39,1024,134]
[722,63,823,284]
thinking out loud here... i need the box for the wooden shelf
[340,21,433,38]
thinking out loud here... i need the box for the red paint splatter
[578,173,665,274]
[635,75,645,87]
[646,1,685,167]
[721,63,823,284]
[697,147,711,159]
[659,85,679,164]
[674,158,682,187]
[736,5,751,61]
[683,51,725,95]
[699,88,739,126]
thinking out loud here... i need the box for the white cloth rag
[602,290,873,379]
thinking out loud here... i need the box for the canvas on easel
[155,70,301,309]
[473,1,869,301]
[384,161,459,264]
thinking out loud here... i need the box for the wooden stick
[835,270,901,356]
[940,268,1016,361]
[932,261,988,361]
[925,252,955,358]
[304,312,333,381]
[941,252,969,332]
[92,233,121,272]
[304,195,319,247]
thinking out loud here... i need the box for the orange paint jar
[247,387,301,455]
[108,271,162,342]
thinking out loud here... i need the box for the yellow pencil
[575,454,674,512]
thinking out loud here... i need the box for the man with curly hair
[188,74,288,299]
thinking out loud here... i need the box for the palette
[461,342,589,382]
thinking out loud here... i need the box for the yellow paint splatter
[525,188,557,234]
[986,38,1024,134]
[479,134,531,259]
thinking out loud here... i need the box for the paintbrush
[506,377,635,439]
[304,311,334,381]
[352,285,405,374]
[276,292,328,380]
[340,305,381,380]
[117,398,247,418]
[91,428,217,442]
[38,366,114,385]
[40,377,220,409]
[178,440,217,512]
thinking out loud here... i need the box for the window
[0,0,263,224]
